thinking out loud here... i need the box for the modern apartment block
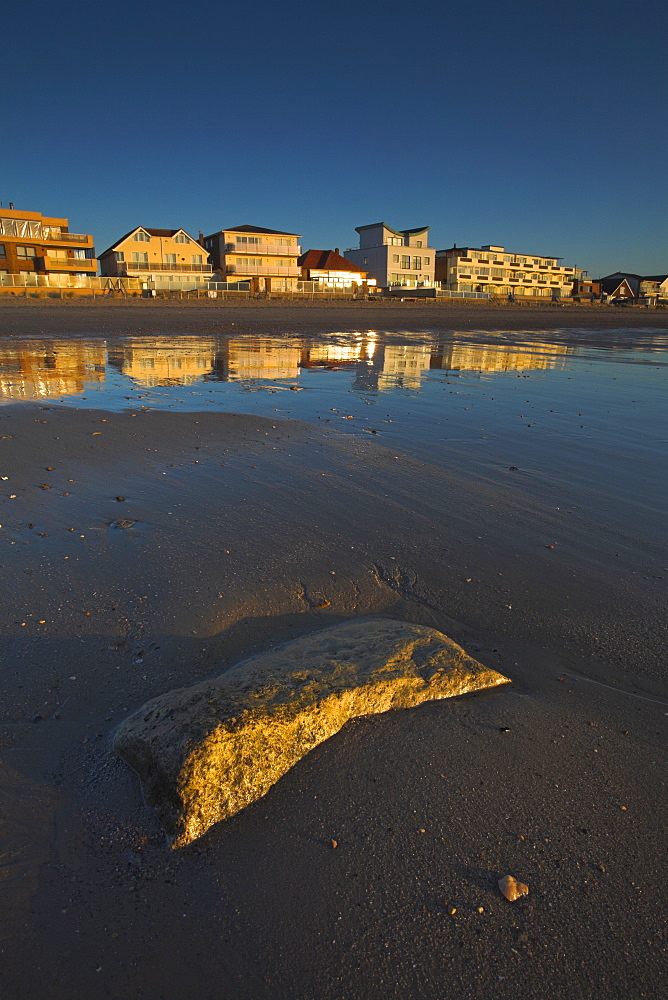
[0,207,96,280]
[202,225,301,292]
[344,223,435,288]
[99,227,213,287]
[435,245,577,298]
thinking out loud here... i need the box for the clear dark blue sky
[2,0,665,275]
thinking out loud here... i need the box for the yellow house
[202,225,301,292]
[99,227,213,289]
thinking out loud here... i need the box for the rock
[114,619,510,848]
[498,875,529,901]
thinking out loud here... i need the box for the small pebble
[498,875,529,902]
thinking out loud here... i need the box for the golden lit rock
[114,619,510,848]
[498,875,529,901]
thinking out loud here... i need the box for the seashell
[498,874,529,901]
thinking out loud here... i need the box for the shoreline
[0,325,666,998]
[1,297,667,338]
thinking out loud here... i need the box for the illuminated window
[17,246,37,257]
[165,254,176,264]
[174,233,189,243]
[191,255,203,265]
[133,231,151,241]
[401,256,410,268]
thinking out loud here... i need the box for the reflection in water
[432,341,570,373]
[0,342,105,400]
[108,338,218,387]
[3,330,653,404]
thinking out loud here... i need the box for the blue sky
[2,0,665,276]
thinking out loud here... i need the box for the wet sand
[0,295,667,337]
[0,318,666,998]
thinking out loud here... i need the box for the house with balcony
[298,249,372,289]
[98,227,213,289]
[435,245,577,298]
[343,224,435,289]
[202,225,301,292]
[0,207,96,284]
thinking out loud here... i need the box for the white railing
[225,264,300,276]
[435,289,490,299]
[225,243,301,256]
[120,262,212,273]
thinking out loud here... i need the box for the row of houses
[0,205,665,301]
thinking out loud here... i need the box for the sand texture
[115,619,509,846]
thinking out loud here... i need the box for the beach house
[298,249,371,289]
[201,225,301,293]
[98,227,213,289]
[343,223,435,289]
[0,207,96,284]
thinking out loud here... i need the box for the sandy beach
[0,302,666,999]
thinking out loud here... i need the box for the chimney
[335,248,339,255]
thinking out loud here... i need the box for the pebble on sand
[498,875,529,901]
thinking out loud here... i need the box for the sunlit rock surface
[114,619,510,847]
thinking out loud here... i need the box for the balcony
[225,242,301,256]
[43,230,92,244]
[121,262,212,273]
[41,256,97,272]
[225,263,300,276]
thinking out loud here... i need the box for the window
[424,257,430,265]
[133,231,151,242]
[17,246,37,258]
[173,233,189,243]
[363,256,368,265]
[236,235,261,245]
[191,254,203,265]
[205,239,212,249]
[132,252,149,263]
[276,238,292,246]
[416,240,423,248]
[392,254,399,263]
[165,253,176,265]
[401,256,410,268]
[0,244,5,258]
[412,257,422,270]
[114,251,125,262]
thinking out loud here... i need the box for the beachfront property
[598,271,668,304]
[202,225,301,293]
[435,245,577,298]
[0,207,97,283]
[298,249,372,289]
[98,227,213,288]
[571,276,602,302]
[343,224,436,289]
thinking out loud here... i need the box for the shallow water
[1,327,666,553]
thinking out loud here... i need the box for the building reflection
[0,342,106,399]
[107,338,218,386]
[430,341,570,373]
[223,341,302,381]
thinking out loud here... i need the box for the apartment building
[435,245,577,298]
[202,225,301,292]
[98,227,212,287]
[0,207,96,281]
[344,223,435,288]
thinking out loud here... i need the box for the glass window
[165,253,176,264]
[191,255,203,265]
[133,231,151,242]
[412,257,422,270]
[0,244,5,257]
[401,256,410,268]
[424,257,430,265]
[114,251,125,262]
[132,252,149,263]
[17,246,37,258]
[173,233,189,243]
[363,256,368,265]
[392,254,399,262]
[416,240,422,248]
